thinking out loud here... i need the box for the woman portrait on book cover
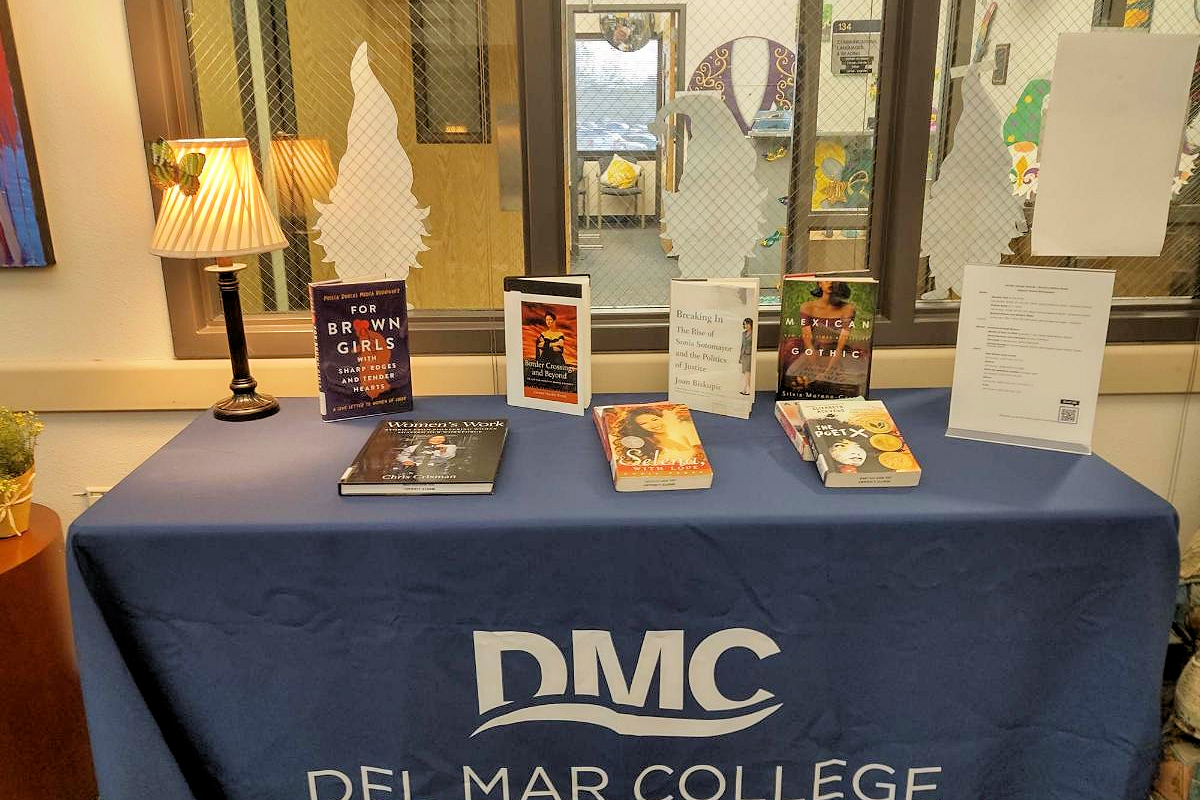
[783,280,865,394]
[535,310,568,365]
[740,317,754,396]
[619,406,703,464]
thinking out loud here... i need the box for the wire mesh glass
[183,0,523,314]
[565,2,881,309]
[920,0,1200,304]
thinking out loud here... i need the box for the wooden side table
[0,504,97,800]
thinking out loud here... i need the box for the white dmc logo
[471,629,781,737]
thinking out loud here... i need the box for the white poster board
[948,264,1114,454]
[1031,31,1199,257]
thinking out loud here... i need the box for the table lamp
[149,137,288,421]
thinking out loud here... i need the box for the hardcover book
[339,419,508,495]
[504,276,592,415]
[799,399,921,488]
[310,278,413,421]
[668,278,760,419]
[592,402,713,491]
[774,400,814,461]
[777,274,878,401]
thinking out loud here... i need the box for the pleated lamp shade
[149,138,288,259]
[270,135,337,217]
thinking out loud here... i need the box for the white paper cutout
[920,61,1026,300]
[314,42,430,281]
[651,92,767,278]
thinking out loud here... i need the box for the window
[574,37,660,154]
[129,0,531,356]
[128,0,1199,358]
[869,0,1200,344]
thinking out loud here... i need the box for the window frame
[127,0,1200,361]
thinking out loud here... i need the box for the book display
[777,274,878,401]
[310,277,413,421]
[592,402,713,491]
[339,419,508,495]
[668,278,760,419]
[312,269,926,497]
[503,276,592,415]
[799,399,921,488]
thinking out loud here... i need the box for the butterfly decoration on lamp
[149,138,207,197]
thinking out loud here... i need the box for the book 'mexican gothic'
[503,276,592,415]
[310,278,413,421]
[798,399,921,488]
[592,402,712,491]
[777,274,878,401]
[339,419,509,495]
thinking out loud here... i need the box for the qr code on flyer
[1058,405,1079,424]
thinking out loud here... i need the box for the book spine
[592,407,618,481]
[309,284,328,419]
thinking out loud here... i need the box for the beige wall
[0,0,172,362]
[1,1,1199,544]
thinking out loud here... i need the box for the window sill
[3,343,1196,412]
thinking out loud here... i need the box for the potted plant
[0,408,42,538]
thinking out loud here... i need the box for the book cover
[592,402,713,491]
[777,275,877,400]
[774,400,814,460]
[668,278,760,419]
[310,278,413,421]
[339,419,508,495]
[504,276,592,415]
[799,399,921,488]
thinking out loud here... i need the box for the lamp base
[204,260,279,422]
[212,391,280,421]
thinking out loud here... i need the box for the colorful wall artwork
[1003,79,1050,199]
[0,0,51,268]
[688,38,796,134]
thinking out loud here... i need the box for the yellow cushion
[600,154,640,189]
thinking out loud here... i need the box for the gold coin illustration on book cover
[879,451,918,471]
[849,411,895,434]
[869,433,903,452]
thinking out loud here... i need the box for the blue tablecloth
[68,389,1179,800]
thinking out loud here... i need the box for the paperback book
[774,400,814,460]
[504,276,592,415]
[799,399,921,488]
[592,402,713,491]
[339,419,508,495]
[310,277,413,421]
[777,274,877,401]
[668,278,760,419]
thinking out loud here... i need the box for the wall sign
[830,19,881,75]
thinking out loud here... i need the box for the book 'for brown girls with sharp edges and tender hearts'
[592,402,713,491]
[310,277,413,421]
[339,419,509,496]
[798,399,920,488]
[777,274,878,401]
